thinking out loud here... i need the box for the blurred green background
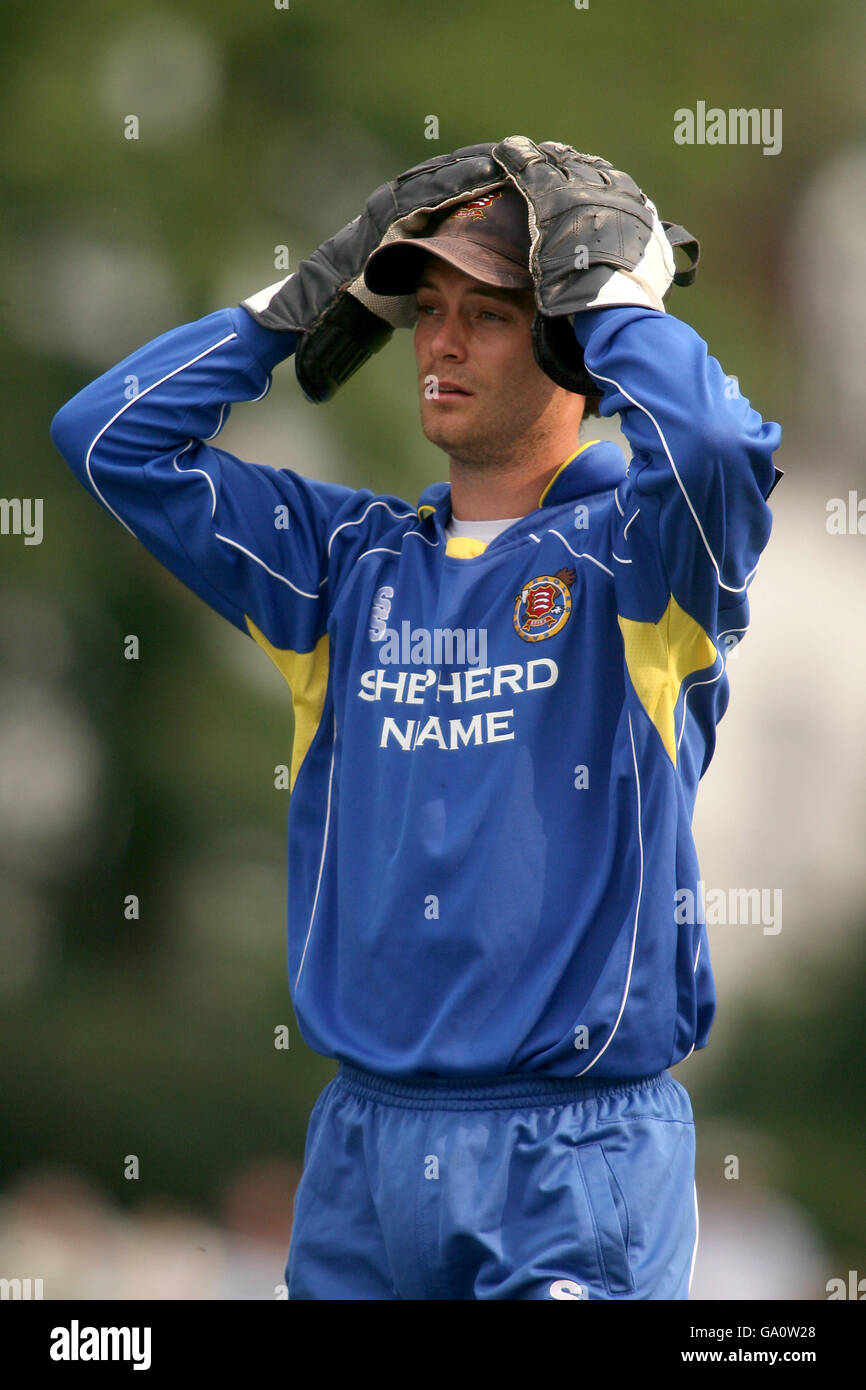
[1,0,864,1297]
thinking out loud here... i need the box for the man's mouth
[434,381,473,398]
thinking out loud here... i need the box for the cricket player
[50,139,782,1300]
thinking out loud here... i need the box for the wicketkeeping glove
[241,146,507,403]
[490,135,700,397]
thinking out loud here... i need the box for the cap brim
[364,237,533,296]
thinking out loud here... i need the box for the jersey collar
[415,439,626,526]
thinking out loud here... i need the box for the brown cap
[364,185,533,295]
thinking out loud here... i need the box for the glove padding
[242,145,507,402]
[490,136,700,397]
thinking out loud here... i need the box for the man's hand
[241,145,506,403]
[490,136,699,395]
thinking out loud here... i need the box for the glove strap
[663,223,701,286]
[532,314,601,400]
[295,294,393,403]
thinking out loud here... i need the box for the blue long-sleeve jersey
[51,303,782,1079]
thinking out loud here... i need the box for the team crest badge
[513,568,576,642]
[451,191,503,222]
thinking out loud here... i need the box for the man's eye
[479,309,504,321]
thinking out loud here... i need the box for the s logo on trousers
[549,1278,587,1299]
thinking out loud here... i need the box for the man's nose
[430,309,467,359]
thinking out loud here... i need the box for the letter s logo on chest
[368,585,394,641]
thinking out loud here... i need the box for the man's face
[413,258,569,468]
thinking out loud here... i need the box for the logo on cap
[451,191,503,222]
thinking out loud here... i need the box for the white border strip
[688,1181,700,1295]
[295,714,337,988]
[576,711,643,1074]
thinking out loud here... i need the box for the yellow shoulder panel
[244,616,330,790]
[617,596,717,766]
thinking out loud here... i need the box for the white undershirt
[444,514,523,542]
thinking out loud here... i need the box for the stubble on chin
[421,417,497,471]
[419,397,506,471]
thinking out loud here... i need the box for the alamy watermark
[674,103,782,156]
[826,491,866,535]
[675,880,782,935]
[368,588,487,666]
[0,1276,43,1299]
[0,497,43,545]
[372,620,487,667]
[826,1270,866,1299]
[50,1321,151,1370]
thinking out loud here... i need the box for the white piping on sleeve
[84,332,238,536]
[676,665,725,752]
[327,499,417,557]
[548,530,615,578]
[356,546,404,563]
[203,402,230,441]
[589,367,759,594]
[675,619,752,753]
[249,376,272,404]
[214,533,320,600]
[355,530,440,564]
[717,624,748,653]
[173,442,218,517]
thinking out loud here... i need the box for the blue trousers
[287,1064,697,1300]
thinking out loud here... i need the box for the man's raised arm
[50,145,512,652]
[575,302,782,648]
[50,309,353,653]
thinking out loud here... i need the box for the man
[51,138,782,1300]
